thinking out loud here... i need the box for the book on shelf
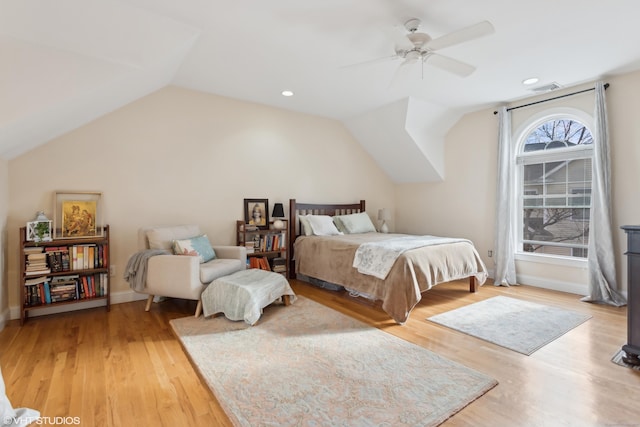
[24,275,50,286]
[248,257,271,271]
[25,267,51,276]
[23,247,44,255]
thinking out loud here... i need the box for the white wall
[5,86,395,317]
[0,157,8,329]
[397,70,640,296]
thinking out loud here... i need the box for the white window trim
[515,251,588,268]
[512,107,594,262]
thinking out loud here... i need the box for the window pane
[523,119,593,152]
[546,183,566,194]
[518,117,593,259]
[545,197,566,207]
[523,164,543,184]
[567,158,592,182]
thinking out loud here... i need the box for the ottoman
[201,268,296,325]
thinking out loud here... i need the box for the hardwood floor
[1,279,638,426]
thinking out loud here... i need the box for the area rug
[170,296,497,426]
[611,349,640,371]
[427,296,591,355]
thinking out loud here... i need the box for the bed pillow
[306,215,343,236]
[299,215,314,236]
[172,234,217,263]
[332,216,348,233]
[334,212,377,234]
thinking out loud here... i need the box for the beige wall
[5,86,395,317]
[0,157,8,327]
[397,70,640,295]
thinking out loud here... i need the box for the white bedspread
[353,235,470,279]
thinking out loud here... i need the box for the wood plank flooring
[1,279,638,426]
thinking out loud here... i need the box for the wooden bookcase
[236,220,289,278]
[19,225,110,325]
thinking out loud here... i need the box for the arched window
[516,114,593,259]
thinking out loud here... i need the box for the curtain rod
[492,83,609,115]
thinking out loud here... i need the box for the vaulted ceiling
[3,0,640,182]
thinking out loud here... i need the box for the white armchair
[137,225,246,316]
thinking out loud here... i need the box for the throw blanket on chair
[353,235,470,279]
[124,249,171,292]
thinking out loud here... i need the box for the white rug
[171,296,497,426]
[427,296,592,355]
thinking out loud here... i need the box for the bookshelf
[236,220,289,278]
[19,225,110,325]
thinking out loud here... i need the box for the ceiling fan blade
[424,53,476,77]
[340,54,399,69]
[426,20,494,51]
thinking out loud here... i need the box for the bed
[288,199,488,324]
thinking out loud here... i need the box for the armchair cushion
[172,234,216,263]
[146,225,201,250]
[200,256,245,283]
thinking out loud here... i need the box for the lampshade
[378,208,391,221]
[272,203,285,218]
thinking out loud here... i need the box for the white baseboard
[516,273,588,295]
[7,289,149,321]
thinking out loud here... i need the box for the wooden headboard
[288,199,365,278]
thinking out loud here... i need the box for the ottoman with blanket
[201,269,296,325]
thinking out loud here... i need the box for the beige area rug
[170,296,498,426]
[428,296,592,355]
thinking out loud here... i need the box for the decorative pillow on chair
[172,234,216,263]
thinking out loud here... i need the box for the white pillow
[334,212,376,234]
[299,215,314,236]
[307,215,343,236]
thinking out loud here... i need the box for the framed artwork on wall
[244,198,269,230]
[53,191,104,239]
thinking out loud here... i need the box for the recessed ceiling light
[281,90,294,97]
[522,77,539,86]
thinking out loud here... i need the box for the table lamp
[378,208,391,233]
[272,203,285,230]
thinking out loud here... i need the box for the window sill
[515,252,588,269]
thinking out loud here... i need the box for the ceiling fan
[379,18,495,79]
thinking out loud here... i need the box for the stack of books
[24,247,51,276]
[272,257,286,274]
[24,275,50,306]
[45,247,70,273]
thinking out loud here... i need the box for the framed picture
[244,198,269,230]
[53,191,104,239]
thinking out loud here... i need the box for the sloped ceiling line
[344,96,464,183]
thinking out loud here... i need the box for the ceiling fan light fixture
[405,50,421,61]
[407,32,431,47]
